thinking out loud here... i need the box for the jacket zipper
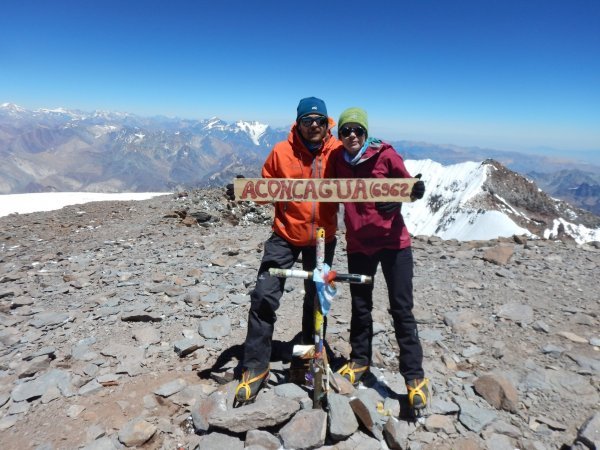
[308,155,320,245]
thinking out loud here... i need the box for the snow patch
[235,120,268,145]
[92,125,118,138]
[403,159,532,240]
[543,218,600,244]
[0,192,169,218]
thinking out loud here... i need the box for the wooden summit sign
[234,178,418,202]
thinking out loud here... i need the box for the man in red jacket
[235,97,342,404]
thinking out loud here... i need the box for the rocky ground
[0,188,598,450]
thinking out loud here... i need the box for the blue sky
[1,0,599,159]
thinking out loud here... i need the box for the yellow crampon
[337,362,369,385]
[235,367,269,403]
[406,377,430,411]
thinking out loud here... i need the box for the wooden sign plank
[234,178,418,202]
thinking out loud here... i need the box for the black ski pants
[243,232,336,369]
[347,246,424,381]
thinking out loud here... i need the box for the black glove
[375,202,402,213]
[225,175,245,200]
[411,173,425,200]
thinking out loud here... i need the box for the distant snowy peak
[34,107,85,121]
[235,120,269,145]
[403,159,600,244]
[204,117,229,130]
[0,102,29,118]
[198,117,269,145]
[1,102,27,112]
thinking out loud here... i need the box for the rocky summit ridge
[0,189,599,449]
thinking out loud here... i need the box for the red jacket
[330,139,412,255]
[262,121,342,246]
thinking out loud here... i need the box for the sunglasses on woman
[340,126,366,138]
[299,116,328,127]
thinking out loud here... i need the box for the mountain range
[1,103,599,243]
[0,103,285,194]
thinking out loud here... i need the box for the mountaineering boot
[235,366,269,404]
[337,361,369,386]
[406,378,431,416]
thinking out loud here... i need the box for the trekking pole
[268,228,372,409]
[313,227,326,408]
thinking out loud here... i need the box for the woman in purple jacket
[332,107,430,416]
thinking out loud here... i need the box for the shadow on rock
[196,332,342,385]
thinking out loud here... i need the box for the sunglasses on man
[299,116,328,127]
[340,126,366,138]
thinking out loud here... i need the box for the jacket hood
[350,139,392,165]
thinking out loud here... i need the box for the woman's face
[339,122,367,155]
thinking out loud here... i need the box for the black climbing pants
[347,246,424,381]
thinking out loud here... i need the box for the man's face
[298,115,328,144]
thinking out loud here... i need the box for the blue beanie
[296,97,328,120]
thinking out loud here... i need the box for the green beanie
[338,107,368,133]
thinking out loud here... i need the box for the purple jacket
[330,140,413,255]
